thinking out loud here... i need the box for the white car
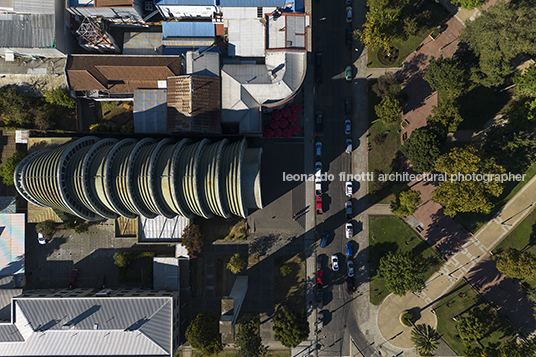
[346,139,352,154]
[345,181,353,197]
[316,142,322,157]
[345,222,353,239]
[315,161,322,181]
[346,6,352,23]
[38,233,46,245]
[345,119,351,135]
[331,255,339,272]
[347,260,354,277]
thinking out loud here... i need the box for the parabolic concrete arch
[15,137,263,221]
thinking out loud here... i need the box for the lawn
[191,349,290,357]
[274,254,306,312]
[455,163,536,233]
[367,2,449,68]
[369,215,444,305]
[434,280,516,355]
[368,81,402,204]
[457,86,513,130]
[199,216,247,243]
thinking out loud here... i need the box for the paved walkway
[377,173,536,348]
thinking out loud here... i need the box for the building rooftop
[0,13,55,48]
[153,257,180,290]
[163,21,215,38]
[123,32,163,55]
[13,0,54,14]
[139,214,188,241]
[133,89,168,133]
[0,214,25,277]
[226,7,268,57]
[155,0,287,6]
[186,50,220,77]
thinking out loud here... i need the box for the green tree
[391,188,422,217]
[499,338,536,357]
[273,306,309,348]
[74,222,89,234]
[496,248,536,281]
[356,6,399,51]
[235,322,267,357]
[280,263,292,277]
[185,313,223,356]
[410,324,440,356]
[227,253,246,274]
[451,0,487,10]
[482,127,536,172]
[432,146,505,217]
[427,98,464,131]
[36,220,57,238]
[401,126,443,173]
[459,1,536,87]
[378,251,427,296]
[0,150,26,186]
[0,87,33,127]
[457,307,497,343]
[375,95,403,123]
[514,64,536,98]
[181,224,206,258]
[372,72,402,99]
[34,104,56,131]
[44,87,76,108]
[424,56,469,98]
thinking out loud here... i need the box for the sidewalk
[376,174,536,349]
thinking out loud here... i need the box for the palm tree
[411,324,440,356]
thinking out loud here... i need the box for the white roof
[139,215,189,242]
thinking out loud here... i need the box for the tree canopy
[457,307,497,343]
[401,126,444,173]
[378,251,427,296]
[496,248,536,281]
[0,150,26,186]
[375,95,403,123]
[185,313,223,356]
[410,324,440,356]
[427,98,464,131]
[432,145,505,217]
[0,87,34,127]
[272,306,309,348]
[482,127,536,172]
[459,0,536,87]
[372,72,402,99]
[44,87,76,108]
[227,253,246,274]
[450,0,487,10]
[390,188,422,217]
[181,224,206,258]
[424,56,469,98]
[514,64,536,98]
[357,6,399,51]
[235,322,267,357]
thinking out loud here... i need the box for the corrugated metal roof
[0,14,55,48]
[133,90,168,134]
[153,258,180,290]
[0,324,23,342]
[0,288,21,321]
[13,0,54,14]
[227,17,265,57]
[155,0,286,6]
[0,214,25,277]
[123,32,163,55]
[139,215,188,241]
[186,50,220,77]
[155,0,214,4]
[162,21,215,38]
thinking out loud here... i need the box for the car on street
[346,28,352,46]
[346,277,354,294]
[345,66,352,81]
[345,181,352,197]
[317,311,324,330]
[345,98,352,115]
[317,255,322,270]
[345,222,353,239]
[331,255,339,272]
[315,181,322,196]
[315,49,322,67]
[346,139,352,154]
[317,290,324,309]
[316,196,323,214]
[315,161,322,179]
[317,270,323,286]
[347,260,354,277]
[320,231,328,247]
[38,233,46,245]
[346,6,352,23]
[316,142,322,156]
[69,268,79,289]
[346,242,353,257]
[345,119,351,135]
[315,50,322,83]
[346,200,352,219]
[316,111,323,132]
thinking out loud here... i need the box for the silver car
[347,260,354,277]
[317,311,324,330]
[331,255,339,272]
[346,139,352,154]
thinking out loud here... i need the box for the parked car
[345,119,351,135]
[346,277,354,294]
[315,161,322,179]
[317,255,322,270]
[345,181,353,197]
[316,142,322,156]
[347,260,354,277]
[346,242,353,257]
[317,311,324,330]
[38,233,46,245]
[316,196,323,214]
[315,181,322,196]
[316,111,323,132]
[320,231,328,247]
[317,290,324,310]
[315,49,322,67]
[345,66,352,81]
[331,255,339,272]
[346,6,352,23]
[345,98,352,115]
[316,66,323,83]
[69,269,79,289]
[346,139,352,154]
[345,28,352,46]
[345,222,353,239]
[317,270,324,286]
[346,200,352,219]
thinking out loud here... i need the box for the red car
[346,277,354,295]
[316,196,322,214]
[316,270,323,285]
[69,269,79,289]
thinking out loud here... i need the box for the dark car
[315,50,323,83]
[317,290,324,309]
[69,268,79,289]
[346,277,354,295]
[316,111,323,132]
[346,28,352,46]
[317,255,322,270]
[320,231,328,248]
[315,66,322,83]
[345,98,352,115]
[315,50,322,67]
